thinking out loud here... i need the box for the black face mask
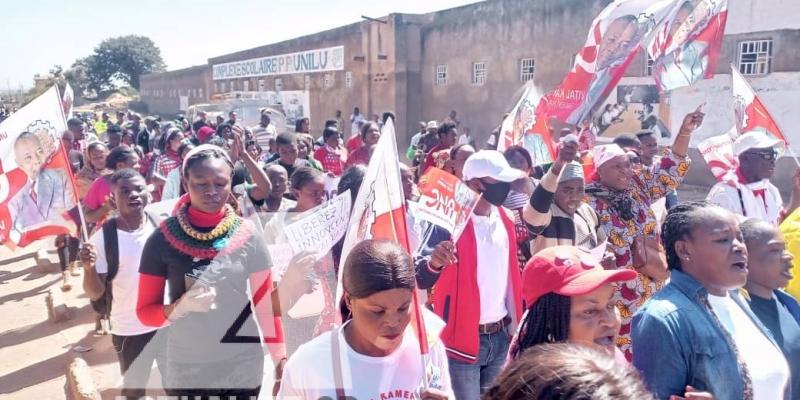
[481,181,511,207]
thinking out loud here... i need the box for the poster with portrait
[596,84,671,143]
[0,86,78,247]
[648,0,728,92]
[536,0,676,126]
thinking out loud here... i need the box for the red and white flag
[697,126,738,181]
[497,83,557,166]
[648,0,728,92]
[336,118,440,355]
[537,0,676,125]
[0,86,79,247]
[731,65,789,144]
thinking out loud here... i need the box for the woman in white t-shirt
[632,202,790,400]
[80,169,164,400]
[278,240,453,400]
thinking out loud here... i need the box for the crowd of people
[39,103,800,400]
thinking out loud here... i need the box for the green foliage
[84,35,166,91]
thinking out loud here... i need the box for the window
[520,58,535,81]
[739,40,772,75]
[258,79,265,91]
[345,71,353,88]
[324,73,334,88]
[645,54,655,76]
[221,82,227,93]
[243,80,250,92]
[435,64,448,86]
[472,62,487,85]
[275,78,282,91]
[199,88,204,98]
[304,75,311,90]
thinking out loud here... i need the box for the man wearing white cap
[414,150,525,399]
[707,131,800,224]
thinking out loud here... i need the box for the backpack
[90,219,119,317]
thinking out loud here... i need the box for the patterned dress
[584,150,690,360]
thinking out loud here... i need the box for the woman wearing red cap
[508,245,636,363]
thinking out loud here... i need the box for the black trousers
[57,235,80,272]
[111,330,166,400]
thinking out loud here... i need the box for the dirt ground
[0,242,124,400]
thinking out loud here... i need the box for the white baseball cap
[462,150,528,182]
[426,120,439,130]
[734,130,785,156]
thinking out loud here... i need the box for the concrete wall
[726,0,800,35]
[140,65,210,115]
[417,0,612,146]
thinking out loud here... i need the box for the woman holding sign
[279,240,453,400]
[264,166,338,354]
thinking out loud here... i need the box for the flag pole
[53,85,90,241]
[381,118,430,390]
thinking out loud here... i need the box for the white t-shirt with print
[707,293,789,400]
[278,321,453,399]
[91,222,158,336]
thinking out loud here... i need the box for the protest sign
[284,190,351,255]
[323,174,339,202]
[0,86,78,247]
[415,167,479,242]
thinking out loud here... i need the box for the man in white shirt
[707,131,800,224]
[415,150,524,399]
[80,169,164,400]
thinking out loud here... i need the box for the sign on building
[212,46,345,80]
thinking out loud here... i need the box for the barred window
[738,40,772,75]
[435,65,448,86]
[472,62,486,85]
[520,58,535,81]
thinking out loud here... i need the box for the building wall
[416,0,612,146]
[139,65,210,115]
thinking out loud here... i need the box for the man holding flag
[415,150,523,399]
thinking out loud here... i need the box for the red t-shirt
[346,135,363,153]
[314,146,347,176]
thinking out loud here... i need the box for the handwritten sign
[415,168,480,242]
[284,190,351,255]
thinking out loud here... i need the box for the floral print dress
[584,151,690,360]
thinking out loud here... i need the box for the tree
[64,58,91,97]
[84,35,166,91]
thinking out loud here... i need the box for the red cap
[197,126,215,143]
[522,246,637,307]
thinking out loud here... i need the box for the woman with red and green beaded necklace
[136,144,289,398]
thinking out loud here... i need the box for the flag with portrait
[0,86,79,247]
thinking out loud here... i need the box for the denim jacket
[632,270,789,400]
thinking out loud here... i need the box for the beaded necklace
[161,200,254,260]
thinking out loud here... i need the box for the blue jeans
[448,330,510,400]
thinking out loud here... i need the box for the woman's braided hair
[661,200,714,271]
[511,293,571,360]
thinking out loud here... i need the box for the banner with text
[212,46,345,80]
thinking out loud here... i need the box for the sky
[0,0,479,91]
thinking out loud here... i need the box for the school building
[140,0,800,191]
